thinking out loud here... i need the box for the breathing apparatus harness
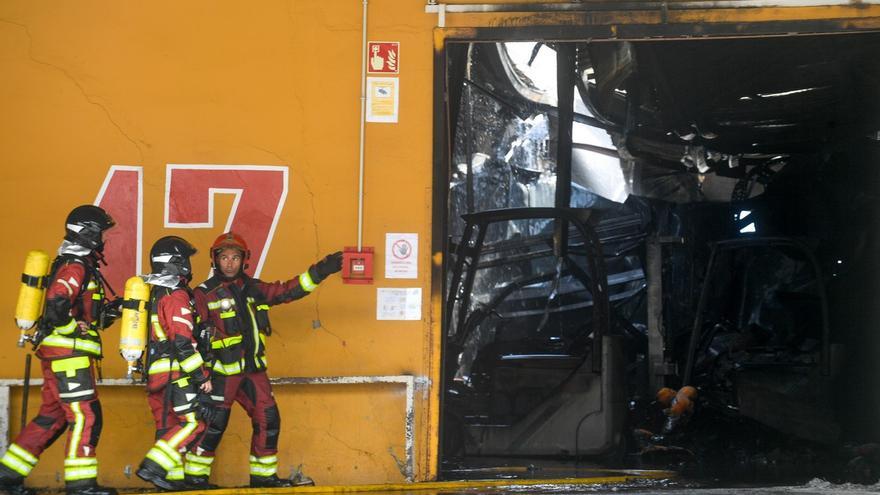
[32,252,117,351]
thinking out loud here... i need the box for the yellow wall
[0,0,436,488]
[5,0,880,489]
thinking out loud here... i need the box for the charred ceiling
[448,33,880,178]
[588,34,880,166]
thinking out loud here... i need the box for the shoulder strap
[241,275,263,299]
[198,276,223,293]
[180,285,195,301]
[148,286,172,320]
[177,286,199,315]
[49,254,86,281]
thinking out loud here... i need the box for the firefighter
[186,232,342,488]
[0,205,118,495]
[135,237,213,491]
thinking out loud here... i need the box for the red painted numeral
[165,165,288,277]
[94,166,143,295]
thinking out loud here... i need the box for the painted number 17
[94,164,289,292]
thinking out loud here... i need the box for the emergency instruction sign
[366,77,399,123]
[367,41,400,74]
[377,288,421,321]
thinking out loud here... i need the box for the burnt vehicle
[682,237,836,445]
[443,207,647,458]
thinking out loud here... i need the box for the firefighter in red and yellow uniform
[186,232,341,489]
[0,205,118,495]
[135,237,212,492]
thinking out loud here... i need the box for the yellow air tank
[119,276,150,378]
[15,250,51,336]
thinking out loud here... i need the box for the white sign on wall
[366,77,399,123]
[376,288,421,321]
[385,232,418,279]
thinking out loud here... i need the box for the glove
[311,251,343,282]
[195,324,215,362]
[196,395,218,424]
[190,367,210,388]
[100,298,123,330]
[44,296,72,328]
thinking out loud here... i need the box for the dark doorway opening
[435,32,880,483]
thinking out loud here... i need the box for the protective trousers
[144,377,206,481]
[186,370,281,479]
[0,357,102,488]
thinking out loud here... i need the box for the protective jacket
[193,270,319,376]
[187,267,321,481]
[141,285,209,483]
[35,255,106,361]
[146,287,209,392]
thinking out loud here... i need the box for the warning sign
[385,233,417,279]
[366,77,399,123]
[368,41,400,74]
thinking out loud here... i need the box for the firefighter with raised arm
[186,232,342,488]
[135,237,213,491]
[0,205,118,495]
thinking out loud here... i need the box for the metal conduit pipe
[358,0,368,251]
[425,0,880,26]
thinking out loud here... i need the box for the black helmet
[65,205,115,252]
[150,236,197,280]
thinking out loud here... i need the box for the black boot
[250,472,315,488]
[0,477,36,495]
[0,465,31,495]
[250,474,291,488]
[0,484,32,495]
[65,480,118,495]
[136,459,184,492]
[183,475,218,490]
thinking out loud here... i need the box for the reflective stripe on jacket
[146,287,208,392]
[194,271,317,375]
[36,258,103,361]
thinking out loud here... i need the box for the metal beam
[427,1,880,14]
[555,43,575,213]
[645,237,665,393]
[646,236,684,392]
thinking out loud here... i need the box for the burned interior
[439,33,880,482]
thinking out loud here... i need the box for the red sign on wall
[367,41,400,74]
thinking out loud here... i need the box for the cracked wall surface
[0,0,437,487]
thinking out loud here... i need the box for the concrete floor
[154,479,880,495]
[138,469,675,495]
